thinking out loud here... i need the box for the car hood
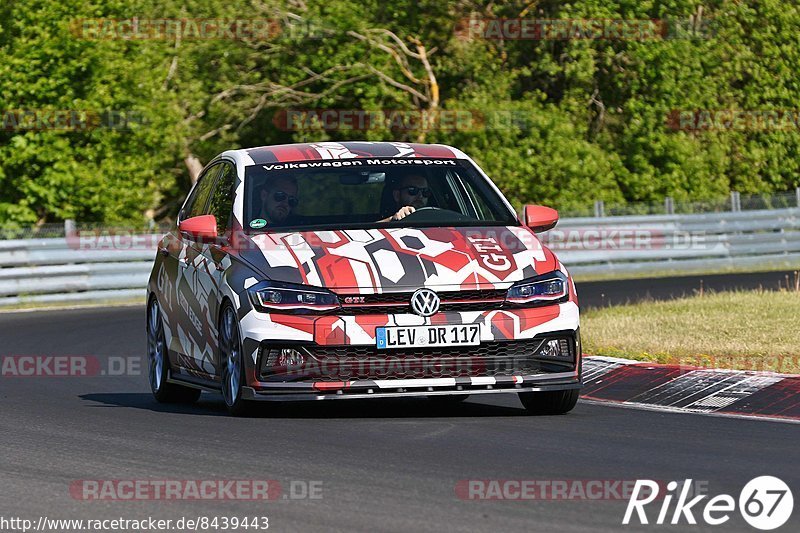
[242,226,560,292]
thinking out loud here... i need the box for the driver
[381,172,431,222]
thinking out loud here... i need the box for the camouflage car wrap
[147,141,581,401]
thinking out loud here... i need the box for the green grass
[572,264,800,283]
[582,289,800,374]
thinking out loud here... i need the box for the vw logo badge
[410,288,440,317]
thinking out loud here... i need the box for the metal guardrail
[551,207,800,276]
[0,238,154,307]
[562,187,800,218]
[0,207,799,307]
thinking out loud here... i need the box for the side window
[443,171,471,216]
[182,164,222,220]
[459,174,491,219]
[208,163,236,234]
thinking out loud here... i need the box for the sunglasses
[398,186,431,198]
[271,191,299,207]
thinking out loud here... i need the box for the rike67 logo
[624,477,793,530]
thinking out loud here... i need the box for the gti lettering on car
[467,236,512,271]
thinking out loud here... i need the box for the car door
[173,162,223,375]
[182,161,237,379]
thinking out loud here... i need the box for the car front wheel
[219,304,251,416]
[518,389,579,415]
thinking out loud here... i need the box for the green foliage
[1,0,799,225]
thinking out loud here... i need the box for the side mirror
[179,214,218,241]
[523,205,559,233]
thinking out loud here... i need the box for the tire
[147,298,202,404]
[219,304,251,416]
[427,394,469,404]
[518,388,579,415]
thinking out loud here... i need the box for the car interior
[246,168,486,227]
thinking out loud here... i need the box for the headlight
[248,282,340,314]
[506,271,568,305]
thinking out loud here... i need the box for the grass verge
[572,264,800,283]
[582,289,800,374]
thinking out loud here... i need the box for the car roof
[221,141,469,166]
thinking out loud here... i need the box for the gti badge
[410,288,440,317]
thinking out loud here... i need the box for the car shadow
[79,392,535,418]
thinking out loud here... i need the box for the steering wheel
[390,206,478,224]
[396,206,483,224]
[396,206,442,221]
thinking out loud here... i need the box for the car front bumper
[238,301,581,401]
[241,374,581,401]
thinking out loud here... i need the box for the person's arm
[379,206,416,222]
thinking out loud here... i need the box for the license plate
[376,325,481,349]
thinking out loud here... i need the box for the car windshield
[244,158,517,231]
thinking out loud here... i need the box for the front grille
[259,339,575,382]
[338,289,508,315]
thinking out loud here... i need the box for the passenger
[258,176,299,225]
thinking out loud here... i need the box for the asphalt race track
[1,274,799,532]
[578,270,800,308]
